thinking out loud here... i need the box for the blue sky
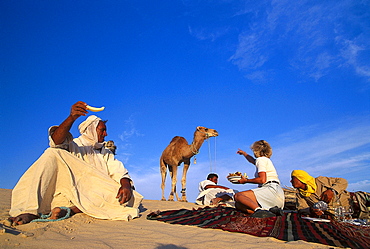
[1,0,369,202]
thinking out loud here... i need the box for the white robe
[195,180,236,206]
[10,116,143,221]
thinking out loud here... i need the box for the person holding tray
[232,140,285,218]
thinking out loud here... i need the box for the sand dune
[0,188,337,249]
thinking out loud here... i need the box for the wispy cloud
[228,0,370,82]
[270,115,370,190]
[339,39,370,81]
[118,115,144,142]
[273,122,370,167]
[229,31,269,70]
[116,115,144,163]
[348,180,370,192]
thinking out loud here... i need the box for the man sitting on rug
[291,170,369,219]
[196,173,237,206]
[8,101,143,225]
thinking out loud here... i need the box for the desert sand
[0,188,339,249]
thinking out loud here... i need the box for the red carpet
[147,206,370,249]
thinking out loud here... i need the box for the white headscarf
[78,115,104,149]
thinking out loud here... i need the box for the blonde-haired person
[233,140,285,218]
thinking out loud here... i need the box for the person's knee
[45,147,73,158]
[44,147,61,155]
[42,148,66,163]
[234,192,242,202]
[234,191,253,201]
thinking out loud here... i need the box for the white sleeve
[256,157,268,173]
[199,180,216,192]
[104,149,131,184]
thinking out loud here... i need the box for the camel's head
[196,126,219,138]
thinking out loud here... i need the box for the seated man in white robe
[196,173,236,206]
[9,101,143,225]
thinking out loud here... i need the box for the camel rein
[207,136,216,172]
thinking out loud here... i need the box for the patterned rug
[147,206,370,249]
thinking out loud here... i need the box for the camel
[160,126,218,202]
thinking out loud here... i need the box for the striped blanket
[147,206,370,249]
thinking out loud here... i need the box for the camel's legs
[168,165,180,201]
[180,162,190,202]
[160,159,167,201]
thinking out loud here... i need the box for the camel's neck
[189,132,207,155]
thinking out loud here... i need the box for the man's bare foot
[50,207,67,220]
[50,206,82,220]
[8,213,39,226]
[70,206,82,215]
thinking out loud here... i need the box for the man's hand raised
[51,101,88,145]
[70,101,88,120]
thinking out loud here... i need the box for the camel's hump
[169,136,186,144]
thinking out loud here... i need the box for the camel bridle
[191,128,217,172]
[190,129,212,155]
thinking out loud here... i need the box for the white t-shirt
[198,179,216,192]
[254,157,280,185]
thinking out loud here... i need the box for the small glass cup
[343,206,353,221]
[313,201,328,219]
[334,206,345,221]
